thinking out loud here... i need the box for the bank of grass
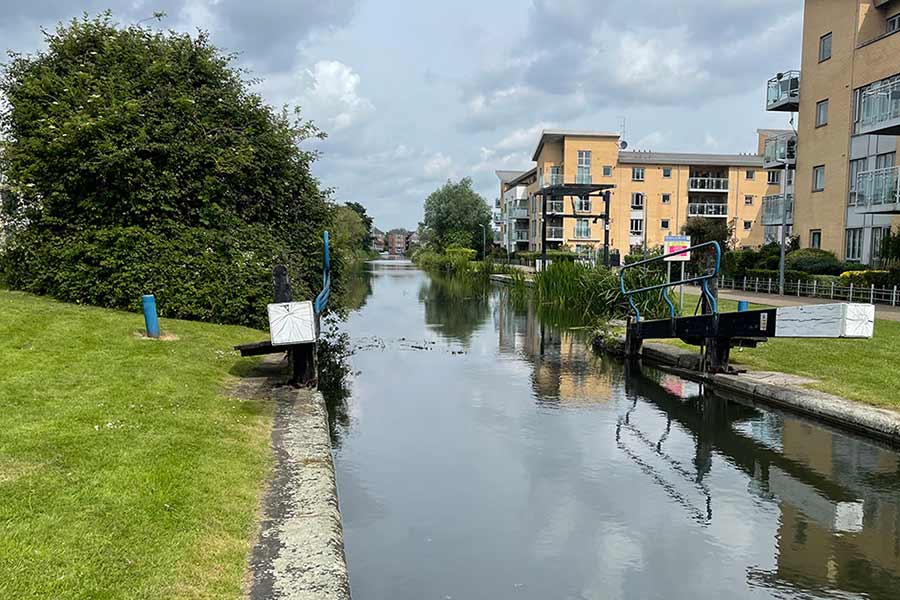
[0,289,272,599]
[665,293,900,409]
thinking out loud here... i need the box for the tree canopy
[422,177,491,255]
[0,13,335,327]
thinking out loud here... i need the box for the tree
[0,13,336,328]
[422,177,491,256]
[331,205,368,260]
[344,201,374,250]
[682,217,731,248]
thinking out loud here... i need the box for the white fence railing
[717,276,900,306]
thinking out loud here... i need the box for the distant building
[371,227,385,252]
[386,228,410,255]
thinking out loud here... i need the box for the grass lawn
[0,289,272,599]
[664,293,900,409]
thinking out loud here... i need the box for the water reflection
[334,264,900,600]
[418,273,491,346]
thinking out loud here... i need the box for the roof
[507,167,537,186]
[617,151,764,168]
[495,170,526,183]
[531,129,619,161]
[756,128,793,138]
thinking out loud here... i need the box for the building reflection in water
[495,294,900,599]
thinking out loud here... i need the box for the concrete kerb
[239,358,351,600]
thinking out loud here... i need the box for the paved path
[714,288,900,322]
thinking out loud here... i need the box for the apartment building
[497,130,780,258]
[775,0,900,263]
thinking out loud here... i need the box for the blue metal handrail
[314,231,331,315]
[620,241,721,322]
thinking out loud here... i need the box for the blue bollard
[142,294,160,339]
[737,300,749,312]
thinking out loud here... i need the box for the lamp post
[478,223,486,259]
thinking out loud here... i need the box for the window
[576,151,591,184]
[661,219,670,229]
[872,226,889,261]
[661,193,671,205]
[744,195,754,206]
[888,14,900,34]
[810,230,822,249]
[743,220,753,231]
[819,32,832,62]
[848,158,866,205]
[630,219,644,234]
[846,228,863,261]
[816,99,829,127]
[812,165,825,191]
[876,151,896,170]
[550,165,563,185]
[768,170,781,184]
[575,197,592,212]
[602,165,613,177]
[575,218,591,239]
[662,167,672,178]
[786,169,795,186]
[631,192,644,209]
[632,167,645,181]
[746,170,756,180]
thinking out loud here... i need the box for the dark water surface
[331,261,900,600]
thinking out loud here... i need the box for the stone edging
[245,376,351,600]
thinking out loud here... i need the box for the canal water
[330,261,900,600]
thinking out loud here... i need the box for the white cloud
[299,60,374,133]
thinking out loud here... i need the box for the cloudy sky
[2,1,803,230]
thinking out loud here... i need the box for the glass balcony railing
[859,79,900,134]
[856,166,900,211]
[761,194,794,225]
[547,226,564,240]
[763,135,796,166]
[688,177,729,192]
[687,202,728,217]
[508,207,528,219]
[766,71,800,110]
[514,230,529,241]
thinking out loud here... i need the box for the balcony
[508,207,528,219]
[766,71,800,112]
[855,166,900,213]
[546,200,564,213]
[763,134,796,169]
[858,78,900,135]
[762,194,794,225]
[546,226,564,240]
[687,202,728,217]
[688,177,729,192]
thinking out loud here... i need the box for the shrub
[785,248,843,275]
[0,15,334,324]
[0,224,298,330]
[839,270,892,287]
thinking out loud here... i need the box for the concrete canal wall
[239,360,351,600]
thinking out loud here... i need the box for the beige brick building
[497,130,781,259]
[773,0,900,263]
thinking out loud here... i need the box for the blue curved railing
[620,241,721,322]
[314,230,331,315]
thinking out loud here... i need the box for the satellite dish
[619,140,628,150]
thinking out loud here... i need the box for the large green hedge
[0,14,336,326]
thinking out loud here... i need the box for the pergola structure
[533,183,615,267]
